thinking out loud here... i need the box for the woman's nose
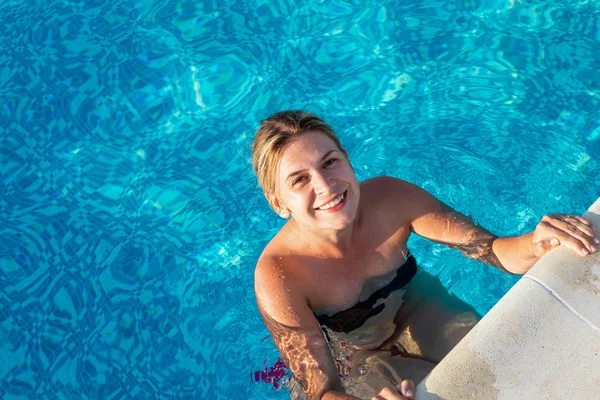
[313,171,335,194]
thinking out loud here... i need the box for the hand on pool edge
[371,380,415,400]
[531,214,599,258]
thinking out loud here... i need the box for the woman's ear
[266,193,291,219]
[277,208,291,219]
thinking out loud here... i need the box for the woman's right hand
[371,380,415,400]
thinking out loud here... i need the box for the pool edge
[414,196,600,399]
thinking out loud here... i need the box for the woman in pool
[252,110,598,400]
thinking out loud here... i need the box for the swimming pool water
[1,0,599,398]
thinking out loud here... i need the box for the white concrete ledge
[415,198,600,399]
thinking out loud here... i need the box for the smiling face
[272,131,360,231]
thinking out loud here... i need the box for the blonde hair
[252,110,346,207]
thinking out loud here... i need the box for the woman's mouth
[316,191,347,212]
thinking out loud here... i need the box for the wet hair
[252,110,347,208]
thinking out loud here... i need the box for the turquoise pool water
[1,0,599,398]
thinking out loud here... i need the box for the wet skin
[254,132,600,400]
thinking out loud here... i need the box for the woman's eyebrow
[285,150,338,182]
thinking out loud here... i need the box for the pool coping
[414,197,600,399]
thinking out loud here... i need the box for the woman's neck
[286,210,363,258]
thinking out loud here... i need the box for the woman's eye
[323,158,337,168]
[293,176,306,186]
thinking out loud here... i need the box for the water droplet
[358,365,369,375]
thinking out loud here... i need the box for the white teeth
[318,193,345,210]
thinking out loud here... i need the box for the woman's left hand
[531,214,599,257]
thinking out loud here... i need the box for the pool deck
[415,197,600,399]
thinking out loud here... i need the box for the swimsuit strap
[315,254,417,333]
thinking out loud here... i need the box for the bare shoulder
[362,176,429,197]
[360,176,442,220]
[254,245,293,302]
[254,243,310,328]
[362,176,416,195]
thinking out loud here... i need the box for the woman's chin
[319,210,357,230]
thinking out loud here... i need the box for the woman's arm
[491,214,598,274]
[396,180,598,274]
[254,256,357,400]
